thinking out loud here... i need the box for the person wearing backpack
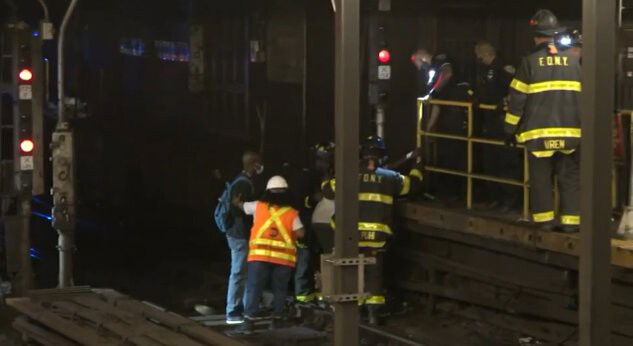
[214,151,263,324]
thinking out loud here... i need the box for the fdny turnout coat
[504,42,582,157]
[322,166,423,248]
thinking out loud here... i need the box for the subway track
[195,299,545,346]
[195,307,428,346]
[10,202,633,345]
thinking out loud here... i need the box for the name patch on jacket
[361,231,376,240]
[538,56,569,67]
[545,139,566,149]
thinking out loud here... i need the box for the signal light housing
[378,49,391,64]
[20,139,34,153]
[19,68,33,82]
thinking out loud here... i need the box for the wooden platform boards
[6,287,247,346]
[396,202,633,346]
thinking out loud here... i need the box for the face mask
[255,164,264,175]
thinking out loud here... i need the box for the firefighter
[322,136,423,325]
[230,176,305,335]
[473,41,520,211]
[294,142,336,306]
[310,143,335,255]
[504,9,581,233]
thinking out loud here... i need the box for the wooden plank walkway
[6,288,248,346]
[398,202,633,269]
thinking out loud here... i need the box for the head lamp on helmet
[361,136,387,165]
[313,142,335,160]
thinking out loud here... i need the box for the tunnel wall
[64,0,582,237]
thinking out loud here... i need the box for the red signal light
[19,69,33,82]
[20,139,34,153]
[378,49,391,64]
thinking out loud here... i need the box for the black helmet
[313,142,335,160]
[361,136,387,158]
[530,9,565,37]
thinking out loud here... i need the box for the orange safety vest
[248,202,299,267]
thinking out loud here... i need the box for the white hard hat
[266,175,288,190]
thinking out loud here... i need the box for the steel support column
[333,0,360,345]
[53,0,79,288]
[580,0,615,345]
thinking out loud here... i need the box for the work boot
[225,318,254,336]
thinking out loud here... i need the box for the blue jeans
[244,261,293,317]
[294,247,315,300]
[226,236,248,317]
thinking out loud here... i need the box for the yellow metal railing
[417,98,531,220]
[417,99,630,222]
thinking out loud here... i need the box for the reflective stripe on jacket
[504,43,582,154]
[248,202,299,267]
[322,166,423,248]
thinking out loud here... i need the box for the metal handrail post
[418,98,530,213]
[466,105,473,210]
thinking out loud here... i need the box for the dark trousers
[435,107,467,200]
[244,261,293,317]
[528,150,580,225]
[360,248,385,306]
[480,110,521,205]
[313,223,334,254]
[294,246,315,301]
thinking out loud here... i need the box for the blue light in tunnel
[32,211,52,221]
[29,248,41,259]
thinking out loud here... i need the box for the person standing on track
[322,136,423,325]
[231,176,305,335]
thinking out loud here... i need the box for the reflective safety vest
[248,202,299,267]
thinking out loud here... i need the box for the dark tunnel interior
[0,0,584,312]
